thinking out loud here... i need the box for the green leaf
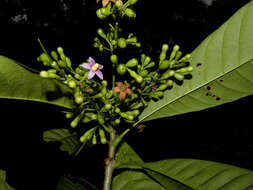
[143,159,253,190]
[43,128,81,155]
[56,175,98,190]
[113,143,253,190]
[0,56,74,109]
[136,1,253,124]
[0,170,15,190]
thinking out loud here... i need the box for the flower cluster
[37,0,193,150]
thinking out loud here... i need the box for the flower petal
[81,63,91,70]
[89,57,96,66]
[99,64,103,70]
[120,92,126,100]
[95,70,103,80]
[112,87,120,93]
[88,71,95,79]
[126,88,132,95]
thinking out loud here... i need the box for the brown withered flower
[96,0,115,7]
[112,82,132,100]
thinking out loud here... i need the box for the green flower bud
[174,73,184,81]
[161,70,175,80]
[102,80,108,87]
[126,37,137,43]
[40,71,49,78]
[110,54,118,64]
[82,116,91,123]
[68,80,76,88]
[39,53,51,63]
[80,128,96,143]
[139,69,148,77]
[162,44,169,51]
[71,114,82,128]
[97,113,105,125]
[159,60,172,70]
[159,44,169,62]
[96,9,107,20]
[179,54,191,62]
[117,64,127,75]
[118,38,127,48]
[115,107,121,113]
[47,69,56,74]
[65,112,74,119]
[176,66,193,73]
[170,45,180,60]
[115,0,123,8]
[97,28,107,39]
[111,40,117,45]
[135,43,141,47]
[127,68,143,83]
[153,91,164,98]
[105,104,112,110]
[143,56,151,66]
[125,8,136,18]
[75,96,83,104]
[57,47,64,54]
[175,51,182,61]
[114,118,121,125]
[58,60,66,68]
[145,61,155,69]
[66,57,72,68]
[130,102,143,109]
[128,0,138,5]
[92,134,97,145]
[99,129,107,144]
[100,7,111,16]
[51,51,58,61]
[126,58,138,67]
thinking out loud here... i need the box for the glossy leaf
[0,56,74,109]
[0,170,15,190]
[43,128,81,155]
[137,1,253,124]
[143,159,253,190]
[113,143,253,190]
[112,142,165,190]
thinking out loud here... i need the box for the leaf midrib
[135,58,253,125]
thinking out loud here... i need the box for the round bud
[173,45,180,51]
[100,7,110,16]
[110,54,118,64]
[162,44,169,52]
[125,8,136,18]
[126,114,134,121]
[135,75,143,83]
[111,40,117,45]
[115,107,120,113]
[185,54,191,60]
[115,118,120,125]
[40,71,49,78]
[97,28,107,39]
[105,104,112,110]
[96,9,106,20]
[118,38,127,48]
[117,64,127,75]
[57,47,64,54]
[90,114,97,120]
[133,110,140,116]
[68,80,76,88]
[75,96,83,104]
[65,112,74,119]
[115,0,123,8]
[102,80,108,87]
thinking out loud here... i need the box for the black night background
[0,0,252,189]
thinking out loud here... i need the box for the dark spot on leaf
[219,79,223,82]
[206,86,211,90]
[196,63,202,67]
[206,92,209,96]
[216,97,221,101]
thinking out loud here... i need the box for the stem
[103,128,116,190]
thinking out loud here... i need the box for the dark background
[0,0,253,189]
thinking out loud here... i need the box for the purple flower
[81,57,103,80]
